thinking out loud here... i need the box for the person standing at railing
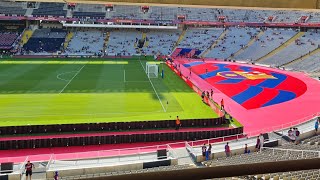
[255,136,261,151]
[206,144,212,160]
[315,118,319,134]
[54,171,59,180]
[25,161,35,180]
[220,99,225,110]
[175,116,181,130]
[202,144,207,159]
[225,142,231,157]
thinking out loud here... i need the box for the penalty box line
[59,64,86,94]
[138,60,166,112]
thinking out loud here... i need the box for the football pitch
[0,58,218,126]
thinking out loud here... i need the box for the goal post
[146,62,159,78]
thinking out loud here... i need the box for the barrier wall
[86,158,320,180]
[46,158,177,179]
[0,118,225,136]
[0,127,243,150]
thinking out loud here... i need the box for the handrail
[262,147,320,158]
[187,133,245,148]
[19,156,28,173]
[166,144,176,159]
[262,147,320,153]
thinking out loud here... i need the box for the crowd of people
[287,127,300,144]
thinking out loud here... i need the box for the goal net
[146,62,159,78]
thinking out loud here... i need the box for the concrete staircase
[20,29,34,46]
[201,29,228,57]
[103,32,110,54]
[229,30,265,58]
[172,148,195,165]
[256,32,304,63]
[142,32,149,47]
[63,32,74,49]
[173,29,187,49]
[25,8,34,16]
[282,48,320,67]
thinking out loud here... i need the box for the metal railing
[261,147,320,158]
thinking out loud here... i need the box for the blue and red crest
[183,62,307,109]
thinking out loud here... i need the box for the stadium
[0,0,319,179]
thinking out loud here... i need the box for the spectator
[244,144,250,154]
[255,136,261,151]
[315,118,319,134]
[220,99,224,110]
[201,91,205,101]
[259,134,264,149]
[25,161,35,180]
[225,142,231,157]
[54,171,59,180]
[288,128,295,143]
[175,116,181,130]
[202,144,207,158]
[207,144,212,160]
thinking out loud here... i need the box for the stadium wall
[79,0,318,9]
[86,158,320,180]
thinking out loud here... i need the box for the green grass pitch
[0,58,218,126]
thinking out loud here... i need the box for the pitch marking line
[59,64,86,94]
[139,60,166,112]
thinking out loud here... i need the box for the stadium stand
[286,51,320,72]
[204,27,259,59]
[148,6,177,21]
[141,30,181,56]
[177,28,224,51]
[65,30,106,56]
[0,1,26,16]
[0,32,20,50]
[177,7,218,21]
[106,29,141,56]
[260,30,320,66]
[32,2,67,17]
[23,28,67,54]
[57,164,195,180]
[234,28,298,61]
[246,169,320,180]
[112,5,143,19]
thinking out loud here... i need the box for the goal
[146,62,159,78]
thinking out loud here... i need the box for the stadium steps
[229,30,265,59]
[25,8,34,16]
[63,31,74,49]
[20,29,34,46]
[282,48,320,67]
[174,29,187,49]
[201,29,229,57]
[142,32,149,47]
[255,31,304,63]
[103,31,110,53]
[174,148,196,165]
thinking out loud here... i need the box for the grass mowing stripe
[59,64,86,94]
[0,58,219,126]
[139,59,166,112]
[124,69,126,82]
